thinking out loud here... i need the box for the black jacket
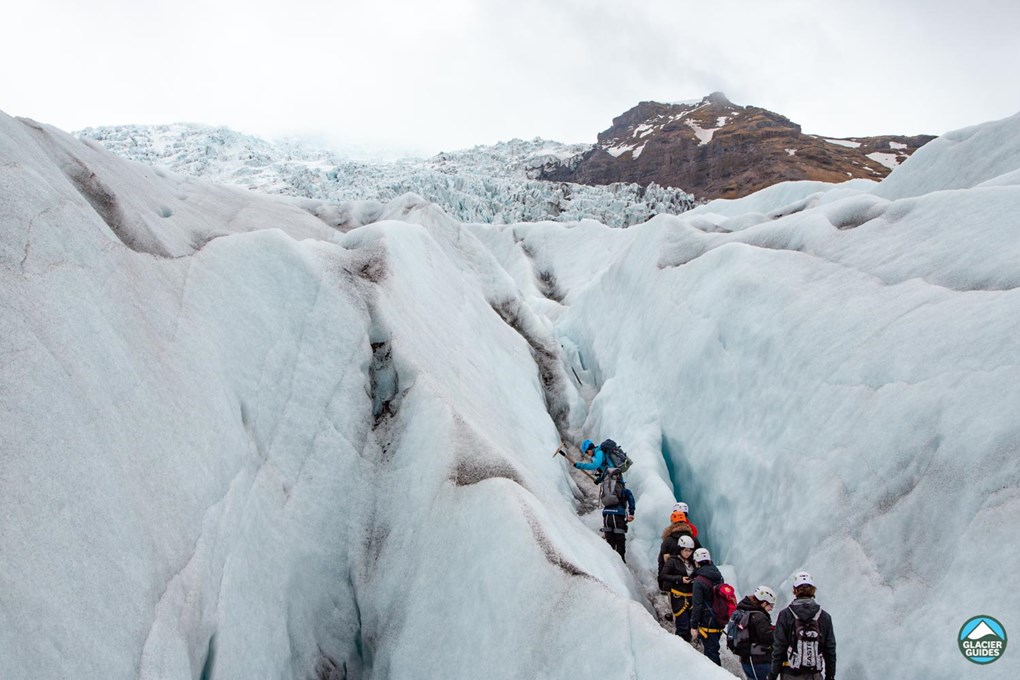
[734,595,774,665]
[690,563,724,630]
[656,522,702,576]
[768,598,836,680]
[659,555,696,594]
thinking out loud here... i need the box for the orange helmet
[670,510,687,524]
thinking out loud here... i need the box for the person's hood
[693,563,723,584]
[737,595,763,612]
[738,595,767,615]
[789,597,821,619]
[661,521,694,541]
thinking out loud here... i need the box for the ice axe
[553,444,595,482]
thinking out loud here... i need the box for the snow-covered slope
[1,113,722,679]
[3,108,1020,680]
[76,124,695,227]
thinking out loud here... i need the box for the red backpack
[697,577,738,626]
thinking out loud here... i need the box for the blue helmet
[580,439,595,452]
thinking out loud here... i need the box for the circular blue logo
[959,616,1007,664]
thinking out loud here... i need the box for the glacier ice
[75,124,696,228]
[3,108,1020,679]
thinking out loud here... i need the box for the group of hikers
[566,438,837,680]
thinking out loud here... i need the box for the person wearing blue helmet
[574,439,611,482]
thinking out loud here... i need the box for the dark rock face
[541,94,936,200]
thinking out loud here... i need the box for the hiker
[767,572,836,680]
[574,438,631,483]
[731,585,776,680]
[672,502,699,538]
[658,535,697,641]
[658,506,701,576]
[689,547,725,665]
[597,468,635,562]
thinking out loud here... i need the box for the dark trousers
[670,592,692,641]
[700,631,722,665]
[741,660,771,680]
[602,513,627,561]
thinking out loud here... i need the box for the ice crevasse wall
[3,108,1020,679]
[0,112,727,679]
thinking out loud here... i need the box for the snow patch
[824,138,862,148]
[604,143,638,158]
[867,152,902,170]
[686,120,719,145]
[633,124,655,138]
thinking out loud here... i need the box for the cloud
[2,0,1018,152]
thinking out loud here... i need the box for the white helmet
[673,502,689,514]
[676,535,695,550]
[792,571,815,588]
[753,585,777,605]
[692,548,711,563]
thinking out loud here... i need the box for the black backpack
[725,610,753,655]
[599,439,633,473]
[599,469,627,507]
[727,609,770,657]
[787,610,825,672]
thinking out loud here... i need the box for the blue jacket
[574,444,606,472]
[603,488,635,516]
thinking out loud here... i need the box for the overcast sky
[3,0,1019,155]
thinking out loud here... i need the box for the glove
[573,462,581,468]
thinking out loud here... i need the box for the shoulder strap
[694,574,712,587]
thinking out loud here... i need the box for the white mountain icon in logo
[967,621,1000,640]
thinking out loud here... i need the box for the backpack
[727,608,770,657]
[787,610,825,673]
[599,439,633,473]
[725,610,753,655]
[696,577,737,627]
[599,469,627,507]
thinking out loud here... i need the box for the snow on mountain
[3,107,1020,679]
[75,124,695,228]
[541,93,935,201]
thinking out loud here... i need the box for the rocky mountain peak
[540,94,935,200]
[705,91,731,106]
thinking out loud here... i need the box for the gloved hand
[573,462,581,468]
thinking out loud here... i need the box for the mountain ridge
[540,93,936,199]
